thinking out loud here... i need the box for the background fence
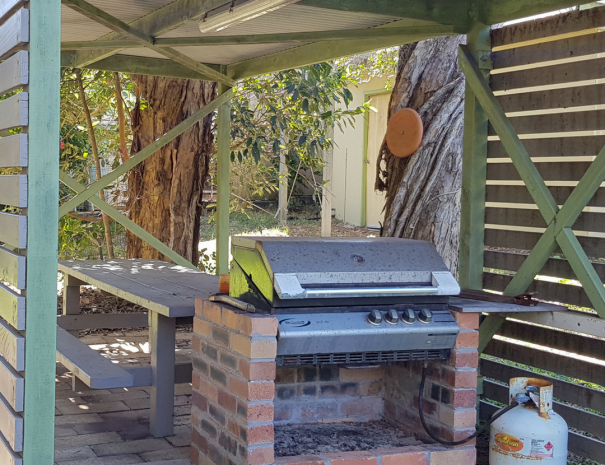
[480,5,605,462]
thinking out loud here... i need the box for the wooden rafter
[298,0,471,27]
[61,0,236,86]
[61,25,459,50]
[228,28,457,80]
[459,44,605,320]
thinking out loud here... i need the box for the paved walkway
[54,330,193,465]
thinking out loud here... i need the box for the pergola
[0,0,600,463]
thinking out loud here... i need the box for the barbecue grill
[229,237,461,366]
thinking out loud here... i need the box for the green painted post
[458,24,490,290]
[216,81,233,275]
[23,0,61,463]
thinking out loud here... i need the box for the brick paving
[55,330,193,465]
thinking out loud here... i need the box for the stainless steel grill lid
[230,237,460,311]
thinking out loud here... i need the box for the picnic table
[58,259,219,438]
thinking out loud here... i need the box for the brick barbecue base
[191,299,479,465]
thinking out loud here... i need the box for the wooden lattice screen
[480,6,605,462]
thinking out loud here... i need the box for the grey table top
[59,259,219,317]
[449,297,567,313]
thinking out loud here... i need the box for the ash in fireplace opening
[274,421,422,457]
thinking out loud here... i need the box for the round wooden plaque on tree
[386,108,423,158]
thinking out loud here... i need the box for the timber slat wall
[0,1,29,463]
[482,7,605,463]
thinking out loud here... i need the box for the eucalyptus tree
[375,37,466,273]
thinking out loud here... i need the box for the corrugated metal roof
[159,4,401,38]
[61,0,176,41]
[61,2,412,68]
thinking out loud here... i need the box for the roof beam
[69,0,230,67]
[488,0,588,24]
[228,27,458,80]
[298,0,470,27]
[62,54,218,81]
[61,25,460,50]
[62,0,235,86]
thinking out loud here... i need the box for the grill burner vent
[276,350,450,367]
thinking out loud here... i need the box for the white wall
[331,76,389,226]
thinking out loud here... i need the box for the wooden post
[23,0,61,463]
[458,24,490,290]
[278,152,288,226]
[216,81,232,275]
[321,130,334,237]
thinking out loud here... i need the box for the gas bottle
[490,377,568,464]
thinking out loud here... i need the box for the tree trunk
[126,76,217,265]
[376,37,466,273]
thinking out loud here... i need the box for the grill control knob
[419,309,433,324]
[402,309,416,324]
[367,310,383,326]
[385,309,399,324]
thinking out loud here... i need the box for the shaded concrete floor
[54,330,193,465]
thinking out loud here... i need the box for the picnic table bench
[57,259,219,438]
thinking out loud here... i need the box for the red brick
[439,406,477,429]
[248,424,274,445]
[218,388,237,413]
[222,307,241,330]
[374,447,428,465]
[192,372,201,392]
[190,444,200,465]
[228,375,249,399]
[228,376,275,401]
[275,455,325,465]
[237,314,278,337]
[249,381,275,401]
[192,334,202,354]
[248,445,275,465]
[199,377,219,402]
[228,417,240,436]
[449,350,479,369]
[321,451,378,465]
[453,312,479,330]
[203,301,222,323]
[247,403,274,422]
[195,298,203,316]
[454,330,479,350]
[341,397,383,416]
[442,368,477,389]
[339,367,383,381]
[192,391,208,412]
[430,446,476,464]
[452,389,477,408]
[193,317,211,339]
[240,360,277,381]
[191,426,208,454]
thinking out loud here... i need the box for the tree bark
[376,37,466,273]
[126,76,217,265]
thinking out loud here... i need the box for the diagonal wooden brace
[459,44,559,223]
[58,90,233,217]
[460,44,605,338]
[59,171,198,270]
[506,144,605,298]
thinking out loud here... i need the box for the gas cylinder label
[494,433,524,452]
[530,439,554,458]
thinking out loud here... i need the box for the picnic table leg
[63,274,85,337]
[149,311,176,438]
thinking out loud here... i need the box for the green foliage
[224,60,373,208]
[59,69,134,259]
